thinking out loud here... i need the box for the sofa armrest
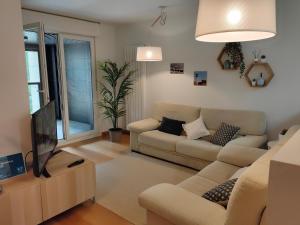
[227,135,267,148]
[278,125,300,146]
[127,118,160,134]
[217,144,267,167]
[139,183,226,225]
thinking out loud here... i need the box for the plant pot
[109,128,123,142]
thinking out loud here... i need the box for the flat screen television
[32,101,58,177]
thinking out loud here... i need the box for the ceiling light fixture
[195,0,277,43]
[136,6,166,62]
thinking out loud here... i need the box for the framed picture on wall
[170,63,184,74]
[194,71,207,86]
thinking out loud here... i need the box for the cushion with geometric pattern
[210,122,240,146]
[202,178,238,208]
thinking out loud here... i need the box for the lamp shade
[195,0,276,42]
[136,46,162,61]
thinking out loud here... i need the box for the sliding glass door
[24,23,97,142]
[59,35,96,139]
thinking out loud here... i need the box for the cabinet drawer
[41,162,95,220]
[0,182,43,225]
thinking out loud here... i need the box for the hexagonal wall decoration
[245,62,274,88]
[217,48,239,71]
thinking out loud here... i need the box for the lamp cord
[24,150,33,170]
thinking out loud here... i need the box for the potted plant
[98,61,135,142]
[224,42,246,77]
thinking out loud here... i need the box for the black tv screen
[32,101,58,177]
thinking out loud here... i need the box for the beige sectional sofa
[138,125,300,225]
[128,102,267,170]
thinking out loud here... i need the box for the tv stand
[0,150,96,225]
[41,149,63,178]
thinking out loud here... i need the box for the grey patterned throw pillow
[202,178,238,208]
[210,122,240,146]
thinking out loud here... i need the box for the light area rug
[63,141,196,225]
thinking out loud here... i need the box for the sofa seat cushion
[176,140,221,162]
[179,175,219,196]
[217,144,267,167]
[198,161,240,184]
[228,135,267,148]
[139,183,226,225]
[139,130,186,152]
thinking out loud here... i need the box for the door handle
[37,90,45,93]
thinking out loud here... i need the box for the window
[25,50,42,114]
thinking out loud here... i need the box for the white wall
[0,0,31,155]
[22,9,117,132]
[22,9,116,62]
[116,0,300,139]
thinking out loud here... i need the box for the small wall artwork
[170,63,184,74]
[194,71,207,86]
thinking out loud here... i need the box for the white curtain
[124,46,146,126]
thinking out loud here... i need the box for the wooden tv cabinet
[0,151,96,225]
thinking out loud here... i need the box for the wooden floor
[44,134,133,225]
[44,201,133,225]
[62,132,130,148]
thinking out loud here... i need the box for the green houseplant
[224,42,246,77]
[98,61,135,142]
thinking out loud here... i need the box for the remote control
[67,159,85,168]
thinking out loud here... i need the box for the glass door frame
[58,33,98,141]
[25,48,43,112]
[24,22,50,106]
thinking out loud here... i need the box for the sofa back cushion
[152,102,200,123]
[201,108,267,136]
[225,145,281,225]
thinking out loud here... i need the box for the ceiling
[21,0,195,24]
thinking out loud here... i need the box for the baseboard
[131,150,198,171]
[102,129,130,137]
[58,132,101,147]
[101,131,109,137]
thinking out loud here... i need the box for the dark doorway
[44,33,64,140]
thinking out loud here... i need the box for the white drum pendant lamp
[195,0,277,42]
[136,46,162,62]
[136,6,167,62]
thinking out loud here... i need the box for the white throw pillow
[182,116,210,140]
